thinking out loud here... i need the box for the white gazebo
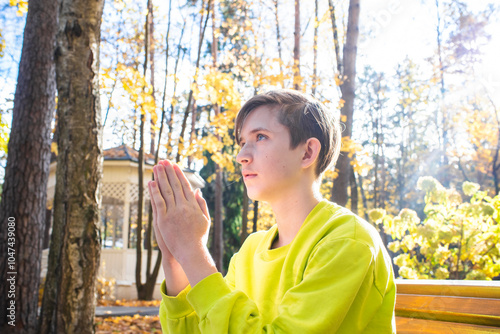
[42,145,205,299]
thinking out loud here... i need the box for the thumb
[195,189,209,219]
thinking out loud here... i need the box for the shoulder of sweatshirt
[308,201,384,252]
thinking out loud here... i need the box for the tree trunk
[0,0,57,332]
[252,201,259,233]
[487,94,500,195]
[159,0,174,161]
[176,0,211,163]
[136,0,162,301]
[350,165,358,214]
[293,0,301,90]
[188,100,197,168]
[380,144,387,208]
[136,106,146,299]
[240,185,249,245]
[273,0,283,80]
[149,0,156,156]
[434,0,449,187]
[328,0,342,75]
[211,1,224,271]
[331,0,360,207]
[357,173,369,221]
[39,0,104,332]
[213,167,224,270]
[312,0,318,95]
[144,9,174,292]
[166,21,186,160]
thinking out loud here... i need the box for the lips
[242,171,257,180]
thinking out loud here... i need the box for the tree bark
[350,165,358,214]
[357,173,369,221]
[211,1,224,271]
[240,185,249,245]
[135,106,147,299]
[487,94,500,195]
[331,0,360,207]
[252,201,259,233]
[39,0,104,332]
[328,0,342,75]
[312,0,318,95]
[136,0,161,301]
[0,0,57,332]
[434,0,449,187]
[273,0,284,80]
[176,0,211,163]
[149,0,156,156]
[166,22,186,160]
[293,0,301,90]
[159,0,174,161]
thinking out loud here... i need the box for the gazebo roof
[103,145,155,165]
[50,144,205,188]
[103,145,206,188]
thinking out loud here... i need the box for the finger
[148,181,158,222]
[149,182,164,245]
[154,164,175,208]
[151,206,168,251]
[161,160,185,204]
[148,180,167,215]
[173,163,196,202]
[195,189,210,219]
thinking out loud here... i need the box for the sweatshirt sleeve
[158,253,238,333]
[185,238,381,333]
[158,281,201,334]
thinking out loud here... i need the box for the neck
[268,179,322,248]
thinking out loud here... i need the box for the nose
[236,145,252,165]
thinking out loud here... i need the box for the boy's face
[236,105,305,202]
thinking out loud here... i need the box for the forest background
[1,0,500,277]
[0,0,500,331]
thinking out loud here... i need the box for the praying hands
[148,160,218,292]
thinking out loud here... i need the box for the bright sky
[0,0,499,179]
[358,0,500,104]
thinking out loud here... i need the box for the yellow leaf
[51,142,58,156]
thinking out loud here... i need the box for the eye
[257,134,266,141]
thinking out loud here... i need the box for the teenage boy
[148,89,396,333]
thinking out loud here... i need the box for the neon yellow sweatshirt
[159,200,396,333]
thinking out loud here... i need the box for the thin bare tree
[293,0,301,90]
[329,0,360,207]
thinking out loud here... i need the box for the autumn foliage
[370,177,500,280]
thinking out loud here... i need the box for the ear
[301,137,321,170]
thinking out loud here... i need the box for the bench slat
[396,316,500,334]
[395,279,500,298]
[396,294,500,327]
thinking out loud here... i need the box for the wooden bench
[395,279,500,333]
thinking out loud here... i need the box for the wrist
[178,245,218,288]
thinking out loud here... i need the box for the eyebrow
[239,127,271,143]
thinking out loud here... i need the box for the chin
[246,188,274,204]
[245,187,264,202]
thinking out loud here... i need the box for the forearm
[179,245,218,288]
[162,255,189,296]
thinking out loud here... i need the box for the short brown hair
[235,89,341,177]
